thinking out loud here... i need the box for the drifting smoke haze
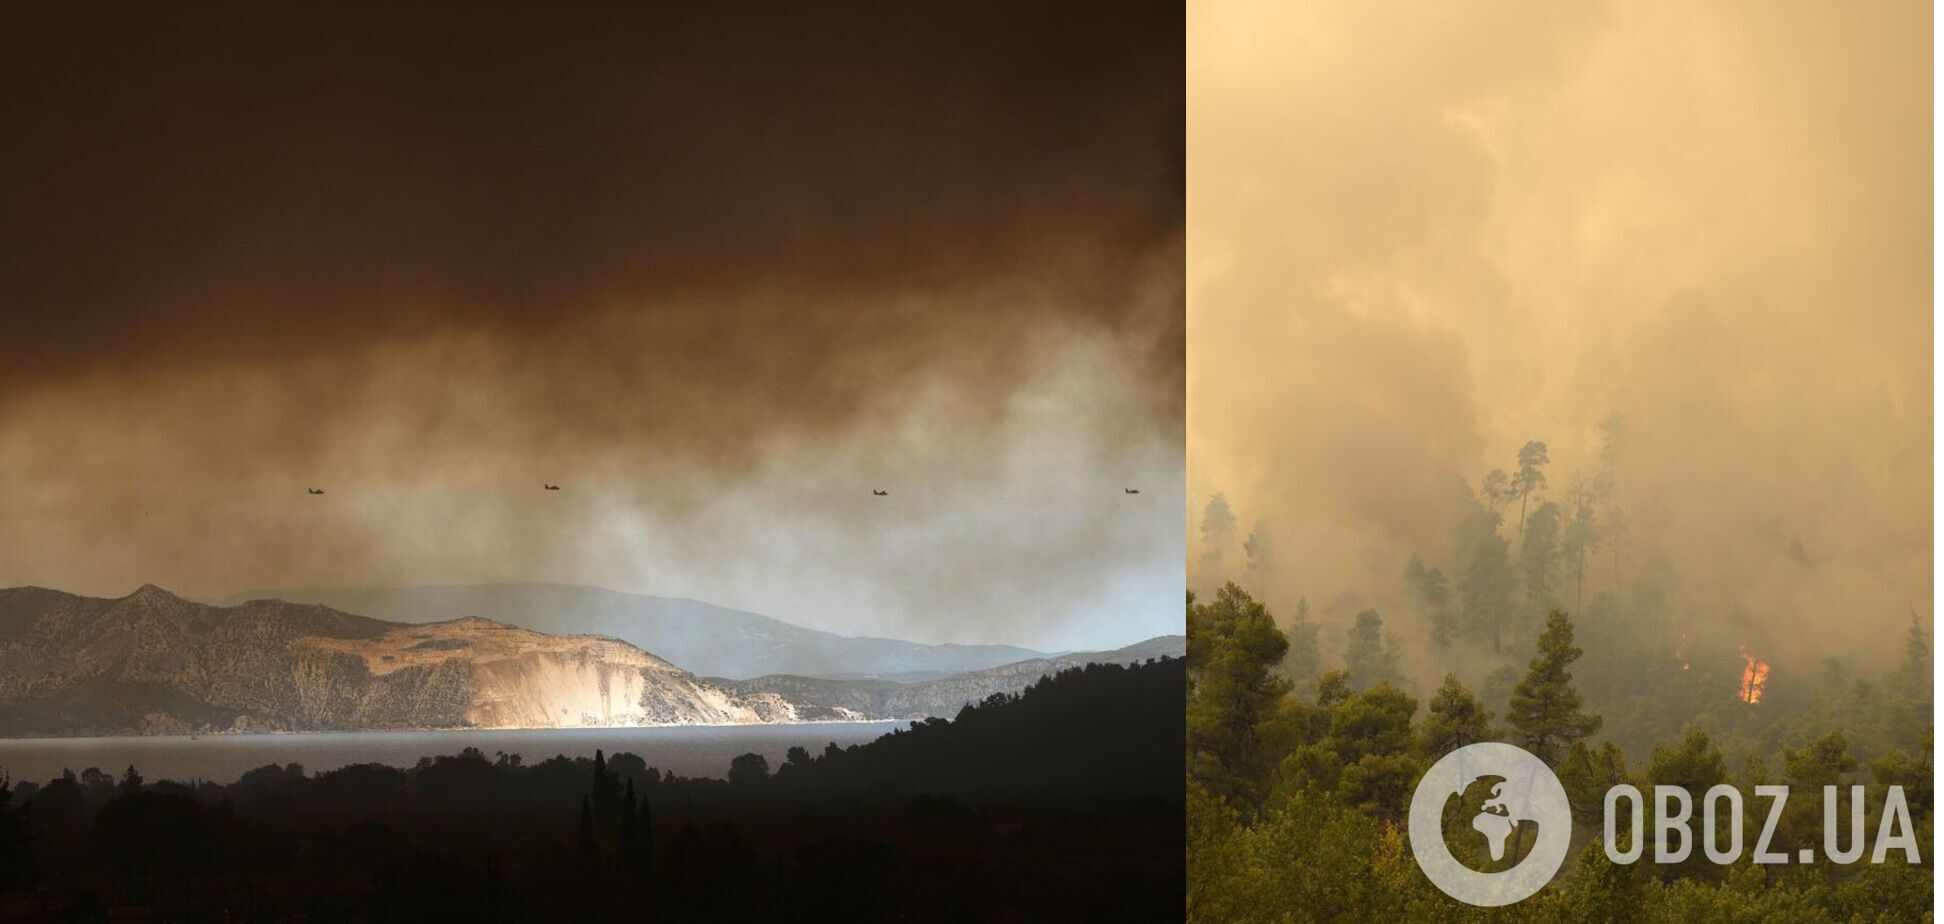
[1188,1,1929,676]
[0,3,1184,651]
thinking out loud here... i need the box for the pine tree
[1512,440,1550,547]
[1557,740,1629,827]
[1404,557,1452,648]
[1462,531,1516,653]
[1343,609,1401,690]
[1314,669,1351,708]
[1507,610,1601,764]
[1281,598,1320,685]
[1561,476,1604,616]
[1186,583,1291,813]
[1243,521,1273,601]
[1645,727,1728,877]
[1750,732,1857,856]
[1481,469,1512,511]
[1520,501,1562,607]
[1897,610,1932,706]
[1197,494,1238,591]
[1416,674,1491,757]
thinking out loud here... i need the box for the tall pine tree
[1281,597,1320,685]
[1462,531,1516,653]
[1187,583,1291,814]
[1507,610,1601,765]
[1343,609,1401,691]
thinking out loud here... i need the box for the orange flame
[1674,634,1690,671]
[1738,645,1770,704]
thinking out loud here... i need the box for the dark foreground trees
[0,659,1184,921]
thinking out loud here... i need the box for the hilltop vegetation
[1188,583,1932,922]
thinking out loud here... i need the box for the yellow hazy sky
[1189,1,1930,668]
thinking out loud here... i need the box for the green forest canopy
[1188,582,1932,923]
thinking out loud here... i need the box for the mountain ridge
[714,634,1186,721]
[215,582,1056,680]
[0,584,856,737]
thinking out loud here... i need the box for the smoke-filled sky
[1189,1,1929,670]
[0,3,1184,652]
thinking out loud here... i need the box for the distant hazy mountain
[0,585,856,737]
[717,634,1186,721]
[218,583,1049,680]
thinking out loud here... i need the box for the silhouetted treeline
[0,658,1183,921]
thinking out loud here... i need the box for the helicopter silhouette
[307,488,325,495]
[872,489,888,496]
[544,483,560,491]
[1124,488,1140,494]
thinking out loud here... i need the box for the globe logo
[1407,742,1572,907]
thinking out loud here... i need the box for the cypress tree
[577,795,597,860]
[590,749,620,842]
[639,797,655,886]
[619,778,638,869]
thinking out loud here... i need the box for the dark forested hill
[772,656,1186,798]
[719,635,1187,721]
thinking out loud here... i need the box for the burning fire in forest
[1674,634,1690,672]
[1738,645,1771,704]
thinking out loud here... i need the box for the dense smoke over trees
[1189,0,1929,712]
[1189,405,1930,773]
[1197,494,1238,597]
[1188,0,1928,912]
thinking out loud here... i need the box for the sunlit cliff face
[1188,0,1930,672]
[0,3,1186,652]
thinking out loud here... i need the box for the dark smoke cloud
[3,2,1180,395]
[0,2,1184,651]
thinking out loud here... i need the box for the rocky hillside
[221,583,1048,679]
[0,585,857,737]
[715,635,1186,721]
